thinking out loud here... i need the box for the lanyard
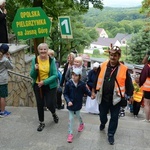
[108,66,117,81]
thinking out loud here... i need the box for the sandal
[53,113,59,123]
[37,123,45,132]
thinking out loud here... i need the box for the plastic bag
[85,96,99,114]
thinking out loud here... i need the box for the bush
[92,49,100,56]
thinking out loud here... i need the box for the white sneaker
[134,115,138,118]
[142,119,150,123]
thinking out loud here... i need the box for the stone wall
[7,44,36,107]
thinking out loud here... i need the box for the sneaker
[0,110,11,118]
[37,123,45,132]
[108,136,114,145]
[44,107,48,111]
[53,113,59,123]
[120,112,125,117]
[67,134,73,143]
[60,104,64,109]
[78,123,84,132]
[100,124,105,131]
[142,119,150,123]
[134,115,138,118]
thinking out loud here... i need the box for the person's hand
[3,9,7,14]
[91,92,96,99]
[35,64,39,70]
[68,101,73,106]
[37,81,44,88]
[128,97,133,103]
[86,84,90,91]
[5,52,10,59]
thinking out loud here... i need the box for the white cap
[0,0,5,5]
[73,68,82,75]
[93,62,100,68]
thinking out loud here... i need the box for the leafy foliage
[83,7,147,37]
[6,0,103,63]
[127,29,150,64]
[92,49,100,56]
[140,0,150,17]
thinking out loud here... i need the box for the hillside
[83,7,146,26]
[82,7,147,37]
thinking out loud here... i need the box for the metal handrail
[8,70,32,80]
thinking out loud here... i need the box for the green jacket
[30,56,58,89]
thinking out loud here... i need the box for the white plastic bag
[85,96,99,114]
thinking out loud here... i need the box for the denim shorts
[0,84,8,98]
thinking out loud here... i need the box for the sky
[102,0,143,7]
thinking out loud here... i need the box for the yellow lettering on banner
[38,28,48,34]
[16,19,46,27]
[31,11,40,17]
[17,31,23,36]
[24,29,37,36]
[16,21,20,28]
[20,11,40,18]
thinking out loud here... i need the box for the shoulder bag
[115,78,127,107]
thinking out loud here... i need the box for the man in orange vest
[91,46,133,145]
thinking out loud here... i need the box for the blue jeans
[99,100,120,136]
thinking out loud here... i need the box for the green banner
[12,7,51,40]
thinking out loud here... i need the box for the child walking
[64,68,91,143]
[132,74,143,118]
[0,44,13,117]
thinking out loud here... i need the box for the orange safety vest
[141,77,150,91]
[133,81,143,102]
[141,64,150,92]
[96,61,127,97]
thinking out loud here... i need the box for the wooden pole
[33,38,43,99]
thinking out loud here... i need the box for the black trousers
[56,87,62,108]
[133,101,141,116]
[99,100,120,136]
[33,84,57,122]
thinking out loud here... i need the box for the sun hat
[0,44,9,54]
[72,68,82,75]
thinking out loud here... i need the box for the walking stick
[34,39,42,99]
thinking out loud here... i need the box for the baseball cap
[109,46,121,54]
[72,68,82,75]
[93,62,100,68]
[0,44,9,54]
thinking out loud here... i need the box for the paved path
[0,106,150,150]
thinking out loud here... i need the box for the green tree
[140,0,150,32]
[127,29,150,64]
[6,0,103,63]
[140,0,150,17]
